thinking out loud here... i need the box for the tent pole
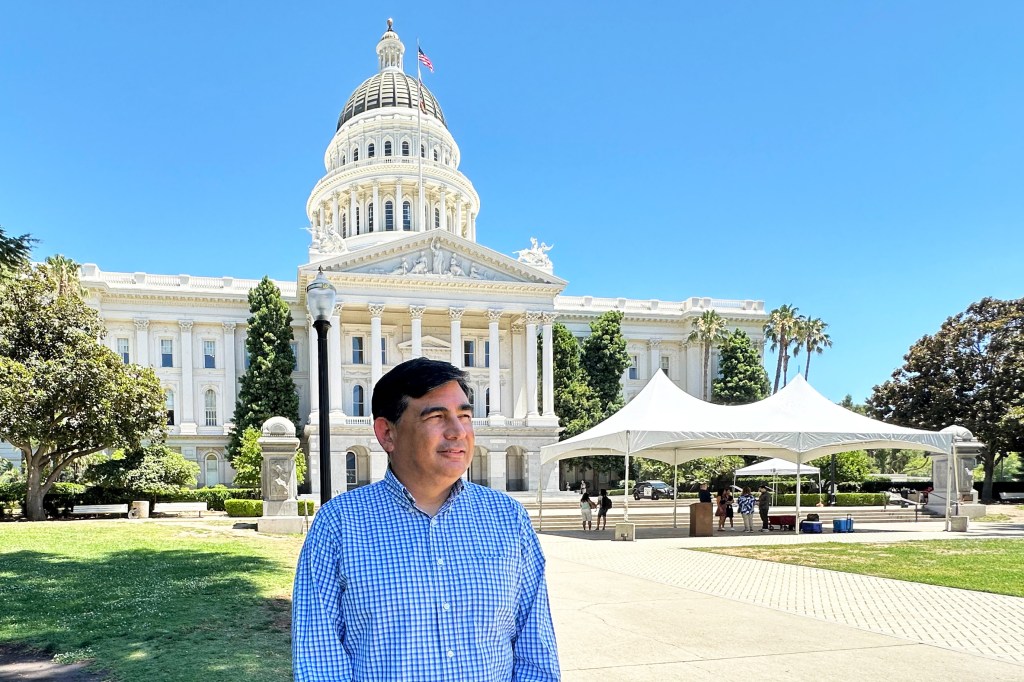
[945,440,954,531]
[623,432,630,523]
[672,449,679,529]
[795,459,802,535]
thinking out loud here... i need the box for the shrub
[224,498,314,517]
[0,482,85,518]
[773,492,885,506]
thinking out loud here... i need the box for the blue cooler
[833,515,854,533]
[800,520,822,533]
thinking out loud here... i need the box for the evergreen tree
[549,323,601,440]
[711,330,770,405]
[581,310,631,418]
[231,425,307,489]
[226,277,299,462]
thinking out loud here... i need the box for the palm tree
[39,254,85,298]
[763,304,800,394]
[792,316,832,381]
[687,309,729,400]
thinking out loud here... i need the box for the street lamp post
[306,267,337,505]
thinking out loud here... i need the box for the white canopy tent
[539,372,956,532]
[733,458,821,504]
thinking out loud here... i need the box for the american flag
[417,47,434,72]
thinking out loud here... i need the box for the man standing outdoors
[292,358,560,681]
[758,485,771,532]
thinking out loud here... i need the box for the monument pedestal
[258,516,305,534]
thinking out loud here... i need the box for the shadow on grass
[0,547,294,682]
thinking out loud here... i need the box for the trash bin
[129,501,150,519]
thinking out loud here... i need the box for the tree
[809,450,872,485]
[549,323,601,440]
[712,330,770,405]
[0,225,35,279]
[581,310,631,418]
[869,448,929,475]
[227,277,299,462]
[0,267,166,520]
[763,304,800,393]
[838,394,868,415]
[231,425,307,489]
[868,297,1024,502]
[792,316,832,380]
[687,310,729,401]
[38,254,86,298]
[85,443,199,496]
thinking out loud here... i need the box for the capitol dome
[337,72,446,129]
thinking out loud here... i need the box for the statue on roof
[515,237,553,269]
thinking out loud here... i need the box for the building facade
[2,23,768,493]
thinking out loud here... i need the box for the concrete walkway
[541,522,1024,680]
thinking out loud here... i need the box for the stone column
[306,315,319,414]
[318,204,325,237]
[369,304,384,392]
[372,181,380,233]
[329,304,344,415]
[223,322,237,424]
[487,309,502,416]
[455,196,463,237]
[511,318,526,418]
[179,320,196,430]
[349,186,358,236]
[686,344,702,397]
[410,305,425,358]
[525,312,539,416]
[649,337,662,379]
[449,307,464,368]
[541,312,555,416]
[331,193,340,238]
[395,180,403,230]
[418,181,426,232]
[133,318,149,367]
[439,186,447,232]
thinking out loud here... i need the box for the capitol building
[8,23,768,495]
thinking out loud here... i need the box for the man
[292,358,560,681]
[697,483,712,504]
[596,488,612,531]
[758,485,771,532]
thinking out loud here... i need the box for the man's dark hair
[371,357,470,423]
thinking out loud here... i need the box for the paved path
[540,522,1024,680]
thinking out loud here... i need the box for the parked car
[632,480,676,500]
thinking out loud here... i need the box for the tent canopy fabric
[540,372,951,466]
[734,458,819,477]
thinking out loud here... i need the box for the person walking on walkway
[758,485,771,531]
[716,489,729,531]
[723,488,735,529]
[580,492,596,531]
[597,489,612,531]
[738,486,756,532]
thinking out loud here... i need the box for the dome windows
[385,200,394,230]
[367,143,375,158]
[384,140,392,156]
[402,201,411,230]
[367,203,374,232]
[402,141,410,156]
[353,148,360,162]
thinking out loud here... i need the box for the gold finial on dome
[387,17,393,31]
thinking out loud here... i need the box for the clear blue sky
[2,2,1022,404]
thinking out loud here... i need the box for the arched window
[434,207,440,229]
[433,148,439,161]
[342,212,347,236]
[341,154,346,166]
[402,201,412,230]
[367,203,374,232]
[204,389,217,426]
[385,200,394,230]
[353,385,365,417]
[484,388,490,417]
[384,141,392,156]
[401,141,409,156]
[205,453,220,487]
[165,390,175,426]
[346,451,357,485]
[352,148,359,162]
[367,143,375,158]
[420,144,425,158]
[355,206,360,235]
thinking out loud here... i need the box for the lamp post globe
[305,268,337,505]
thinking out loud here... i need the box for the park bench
[152,502,208,517]
[883,491,924,509]
[998,492,1024,504]
[69,504,129,517]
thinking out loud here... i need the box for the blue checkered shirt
[292,469,560,681]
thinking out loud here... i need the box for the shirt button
[437,558,445,567]
[442,602,450,611]
[447,650,454,659]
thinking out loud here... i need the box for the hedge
[224,498,315,517]
[772,492,886,506]
[0,482,87,518]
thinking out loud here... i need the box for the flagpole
[416,39,424,232]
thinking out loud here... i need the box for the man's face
[375,380,475,493]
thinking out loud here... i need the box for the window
[341,154,346,166]
[355,206,360,233]
[367,143,375,158]
[352,337,364,364]
[204,389,217,426]
[484,340,490,368]
[244,349,251,370]
[346,451,358,485]
[342,212,347,235]
[380,337,388,365]
[385,200,394,230]
[290,342,299,371]
[464,340,475,368]
[203,340,216,369]
[384,141,392,156]
[353,385,365,417]
[368,203,374,232]
[160,339,173,368]
[628,355,639,380]
[352,148,359,162]
[434,208,440,229]
[401,141,409,156]
[432,148,439,161]
[165,390,175,426]
[420,144,425,158]
[660,356,670,374]
[116,337,130,364]
[402,201,412,230]
[205,453,220,486]
[485,389,490,416]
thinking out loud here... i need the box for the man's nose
[444,416,469,438]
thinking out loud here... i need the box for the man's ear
[374,417,397,453]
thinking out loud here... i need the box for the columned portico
[222,322,237,424]
[487,309,502,418]
[306,315,319,414]
[133,318,149,367]
[369,304,384,392]
[449,307,464,368]
[329,305,344,416]
[649,337,662,379]
[541,312,555,417]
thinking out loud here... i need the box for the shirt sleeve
[292,508,353,681]
[512,507,561,681]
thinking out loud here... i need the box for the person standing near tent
[715,489,729,531]
[723,488,735,529]
[698,483,712,504]
[758,485,771,531]
[580,492,596,531]
[596,489,612,530]
[738,487,756,532]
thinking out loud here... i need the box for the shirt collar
[383,467,468,514]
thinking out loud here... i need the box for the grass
[0,520,304,681]
[701,539,1024,597]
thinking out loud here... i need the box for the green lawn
[701,539,1024,597]
[0,521,304,682]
